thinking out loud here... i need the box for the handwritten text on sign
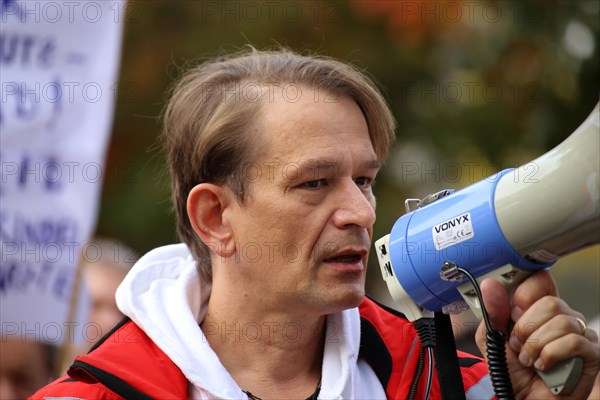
[0,0,125,344]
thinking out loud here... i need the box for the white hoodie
[115,243,386,399]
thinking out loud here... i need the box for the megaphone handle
[536,357,584,395]
[455,265,583,395]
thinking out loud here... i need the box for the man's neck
[201,280,326,399]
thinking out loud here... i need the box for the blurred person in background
[0,340,57,399]
[80,238,140,349]
[54,238,140,375]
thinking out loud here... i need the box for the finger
[474,318,488,359]
[531,332,599,372]
[513,313,589,368]
[480,278,511,334]
[511,270,558,321]
[475,278,511,356]
[509,296,583,357]
[584,326,599,344]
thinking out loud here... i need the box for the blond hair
[162,48,396,281]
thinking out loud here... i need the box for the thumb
[479,278,511,335]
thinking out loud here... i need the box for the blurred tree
[95,1,599,318]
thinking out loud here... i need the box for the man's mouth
[324,253,363,263]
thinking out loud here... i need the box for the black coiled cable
[486,329,514,399]
[408,318,436,400]
[408,346,426,400]
[444,262,515,400]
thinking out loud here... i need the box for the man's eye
[301,179,325,188]
[355,177,373,188]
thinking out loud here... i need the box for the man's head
[163,48,396,284]
[0,340,56,399]
[81,238,139,344]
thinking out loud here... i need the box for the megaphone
[375,102,599,395]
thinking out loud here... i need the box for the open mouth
[324,254,362,263]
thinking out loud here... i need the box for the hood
[116,243,383,399]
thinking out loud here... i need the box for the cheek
[368,192,377,210]
[269,220,323,263]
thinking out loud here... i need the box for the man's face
[0,340,51,399]
[225,88,379,315]
[83,262,126,346]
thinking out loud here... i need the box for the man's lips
[323,254,362,263]
[322,247,368,260]
[322,248,368,270]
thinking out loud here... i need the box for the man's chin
[323,287,365,314]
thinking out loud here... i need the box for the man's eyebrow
[298,159,380,171]
[294,159,339,176]
[289,158,380,180]
[363,159,381,170]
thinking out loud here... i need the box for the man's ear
[187,183,235,258]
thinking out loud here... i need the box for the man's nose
[332,182,376,229]
[0,377,18,400]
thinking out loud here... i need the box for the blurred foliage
[96,0,599,315]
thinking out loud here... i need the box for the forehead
[256,88,376,166]
[0,339,46,370]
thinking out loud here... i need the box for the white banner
[1,1,126,344]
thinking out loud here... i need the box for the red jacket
[31,298,491,399]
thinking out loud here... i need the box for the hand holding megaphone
[375,102,599,397]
